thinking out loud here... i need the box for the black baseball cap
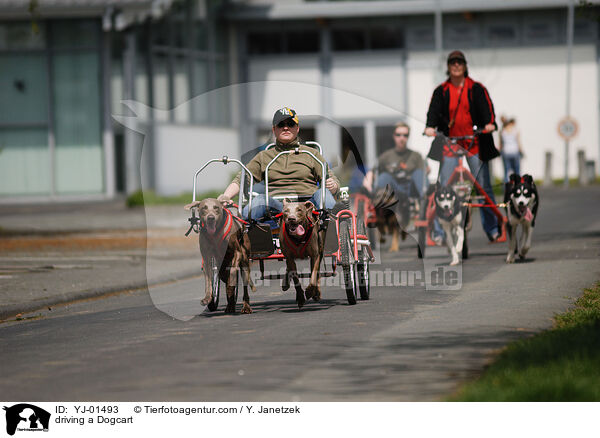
[447,50,467,64]
[272,107,299,126]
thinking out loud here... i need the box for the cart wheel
[357,222,370,300]
[417,198,428,259]
[207,257,220,311]
[357,251,370,300]
[339,221,358,305]
[462,209,469,260]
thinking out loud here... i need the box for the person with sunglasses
[362,122,426,199]
[424,50,501,242]
[218,107,339,219]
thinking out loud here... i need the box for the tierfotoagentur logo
[3,404,50,436]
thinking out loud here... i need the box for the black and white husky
[504,174,539,263]
[432,183,469,266]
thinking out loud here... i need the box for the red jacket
[426,77,499,162]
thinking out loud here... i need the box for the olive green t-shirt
[377,147,423,176]
[232,141,339,197]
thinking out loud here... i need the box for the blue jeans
[376,169,426,198]
[436,155,499,238]
[242,188,336,221]
[502,154,520,183]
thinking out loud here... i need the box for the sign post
[558,116,578,187]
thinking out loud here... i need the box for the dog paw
[296,292,306,309]
[225,305,236,314]
[450,259,460,266]
[201,297,211,306]
[281,275,290,291]
[313,289,321,302]
[241,303,253,314]
[305,286,316,300]
[506,256,515,264]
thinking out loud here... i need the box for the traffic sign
[558,117,578,140]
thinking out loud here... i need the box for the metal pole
[564,0,574,188]
[434,0,444,84]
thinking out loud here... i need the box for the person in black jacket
[424,50,500,242]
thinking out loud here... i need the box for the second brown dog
[279,199,324,309]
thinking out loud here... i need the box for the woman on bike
[424,50,501,242]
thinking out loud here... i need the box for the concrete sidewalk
[0,200,201,320]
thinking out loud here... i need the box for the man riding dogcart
[185,107,374,311]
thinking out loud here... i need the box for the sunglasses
[394,133,409,137]
[448,58,466,65]
[276,120,297,128]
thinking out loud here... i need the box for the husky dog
[432,183,468,266]
[504,174,539,263]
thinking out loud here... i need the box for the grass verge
[449,282,600,401]
[126,190,222,207]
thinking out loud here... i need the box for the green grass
[449,282,600,401]
[126,190,223,207]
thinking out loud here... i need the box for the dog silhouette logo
[3,404,50,436]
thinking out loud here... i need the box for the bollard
[544,151,553,186]
[577,150,587,186]
[585,160,596,184]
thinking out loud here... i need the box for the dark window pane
[369,26,404,50]
[0,22,45,49]
[51,20,99,49]
[287,31,320,53]
[247,32,282,55]
[152,18,170,46]
[332,29,366,51]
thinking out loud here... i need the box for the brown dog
[279,199,324,309]
[185,198,254,314]
[372,185,409,252]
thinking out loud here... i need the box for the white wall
[248,56,321,121]
[460,45,598,181]
[152,124,240,196]
[246,44,599,181]
[331,53,405,119]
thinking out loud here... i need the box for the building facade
[0,0,598,202]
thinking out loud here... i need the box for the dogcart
[414,129,507,259]
[186,143,375,311]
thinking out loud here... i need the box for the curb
[0,268,202,322]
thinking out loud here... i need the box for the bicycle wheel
[462,208,469,260]
[207,257,220,311]
[357,222,370,300]
[417,198,428,259]
[339,221,357,305]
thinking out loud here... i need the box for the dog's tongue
[523,207,533,222]
[206,223,217,234]
[292,224,305,236]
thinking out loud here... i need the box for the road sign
[558,117,578,140]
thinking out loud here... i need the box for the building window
[405,25,434,50]
[369,25,404,50]
[247,31,283,55]
[486,23,518,46]
[146,0,230,126]
[523,16,559,44]
[287,30,320,53]
[332,28,367,51]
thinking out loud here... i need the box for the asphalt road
[1,186,599,401]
